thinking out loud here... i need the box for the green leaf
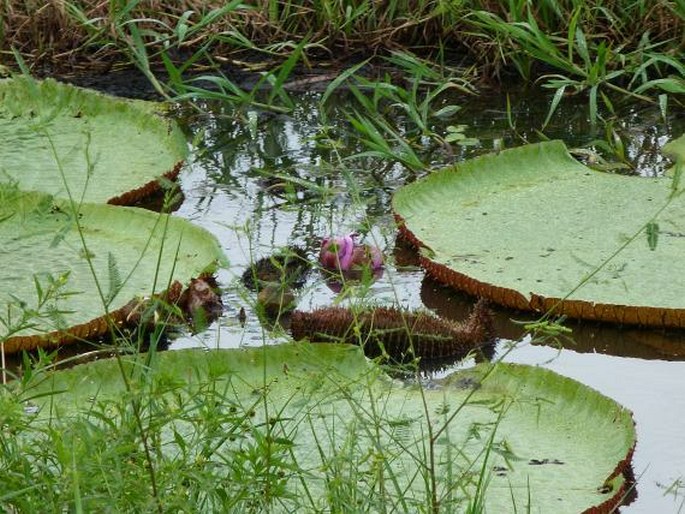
[542,85,566,130]
[634,77,685,95]
[659,94,668,120]
[393,139,685,327]
[174,10,193,44]
[22,343,636,512]
[320,58,370,111]
[445,132,465,143]
[433,104,461,118]
[0,77,188,204]
[0,186,227,352]
[589,84,598,125]
[574,26,591,69]
[645,222,659,251]
[104,252,123,306]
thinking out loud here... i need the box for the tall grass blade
[542,84,566,130]
[321,59,370,110]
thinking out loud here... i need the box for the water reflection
[173,87,685,361]
[419,274,685,361]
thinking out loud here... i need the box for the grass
[1,0,682,121]
[1,342,517,512]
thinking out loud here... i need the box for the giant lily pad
[20,343,635,512]
[0,185,226,353]
[0,76,187,204]
[393,139,685,327]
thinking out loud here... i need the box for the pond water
[104,78,685,512]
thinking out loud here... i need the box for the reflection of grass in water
[659,477,685,512]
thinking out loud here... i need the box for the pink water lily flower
[319,233,383,271]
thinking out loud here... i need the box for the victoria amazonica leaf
[23,344,636,513]
[393,139,685,327]
[0,76,187,204]
[0,186,226,352]
[664,133,685,162]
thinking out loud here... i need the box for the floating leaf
[0,186,227,353]
[393,139,685,327]
[21,343,636,512]
[0,76,188,205]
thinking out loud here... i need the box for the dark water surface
[163,87,685,513]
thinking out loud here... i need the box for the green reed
[2,0,681,122]
[465,2,683,124]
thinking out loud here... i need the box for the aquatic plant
[0,78,227,353]
[256,283,297,319]
[319,232,383,272]
[393,137,685,327]
[2,343,637,512]
[241,246,310,291]
[290,299,493,361]
[178,277,223,331]
[0,77,187,204]
[240,246,310,320]
[0,188,225,353]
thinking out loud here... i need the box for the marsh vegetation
[1,1,684,512]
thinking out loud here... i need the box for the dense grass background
[2,1,682,80]
[3,1,681,124]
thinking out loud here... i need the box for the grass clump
[1,1,681,116]
[3,1,680,65]
[0,338,638,513]
[0,344,463,512]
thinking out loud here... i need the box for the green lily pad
[0,76,187,204]
[393,139,685,327]
[0,185,227,352]
[664,133,685,163]
[20,343,635,512]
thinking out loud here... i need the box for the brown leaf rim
[107,160,183,205]
[395,213,685,328]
